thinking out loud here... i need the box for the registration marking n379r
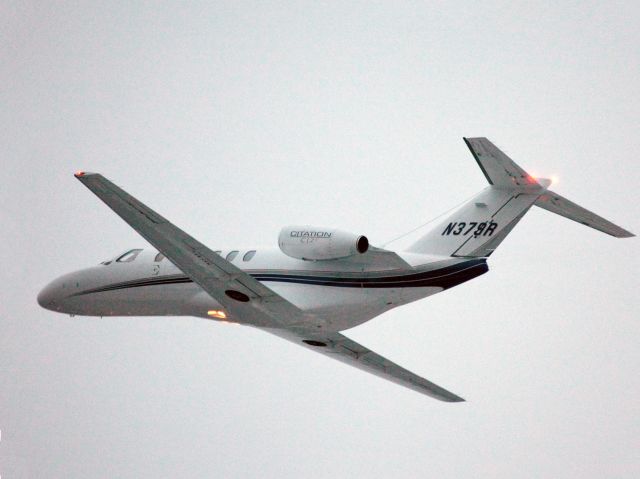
[442,221,498,237]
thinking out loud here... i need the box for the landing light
[207,310,227,319]
[551,175,560,185]
[75,170,86,177]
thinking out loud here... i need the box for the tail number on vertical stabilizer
[442,221,498,237]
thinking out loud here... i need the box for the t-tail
[408,137,634,257]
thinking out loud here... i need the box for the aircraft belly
[67,283,220,317]
[399,286,444,304]
[265,282,442,331]
[63,262,456,324]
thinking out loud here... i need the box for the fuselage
[38,247,488,331]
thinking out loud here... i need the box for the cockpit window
[116,249,143,263]
[226,250,239,261]
[243,250,256,262]
[154,252,165,262]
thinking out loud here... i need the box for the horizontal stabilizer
[536,191,634,238]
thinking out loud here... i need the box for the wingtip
[435,391,466,402]
[74,171,98,178]
[446,395,466,403]
[612,228,635,238]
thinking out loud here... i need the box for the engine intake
[278,226,369,261]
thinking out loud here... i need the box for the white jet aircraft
[38,138,634,402]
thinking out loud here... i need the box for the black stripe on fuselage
[74,275,193,296]
[73,259,488,296]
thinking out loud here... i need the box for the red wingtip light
[75,170,86,177]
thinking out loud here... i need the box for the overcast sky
[1,1,639,477]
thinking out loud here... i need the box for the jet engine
[278,226,369,261]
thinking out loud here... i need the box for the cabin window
[116,249,143,263]
[226,250,239,261]
[243,250,256,262]
[154,252,165,262]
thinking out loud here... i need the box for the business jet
[37,138,633,402]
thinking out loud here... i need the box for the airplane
[37,138,634,402]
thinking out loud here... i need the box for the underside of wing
[267,328,465,402]
[74,172,316,329]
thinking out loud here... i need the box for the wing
[74,171,311,329]
[74,171,464,401]
[268,328,465,402]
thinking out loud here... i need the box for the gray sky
[2,1,639,477]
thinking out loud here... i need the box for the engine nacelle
[278,226,369,261]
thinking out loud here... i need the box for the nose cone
[37,281,60,311]
[37,267,100,315]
